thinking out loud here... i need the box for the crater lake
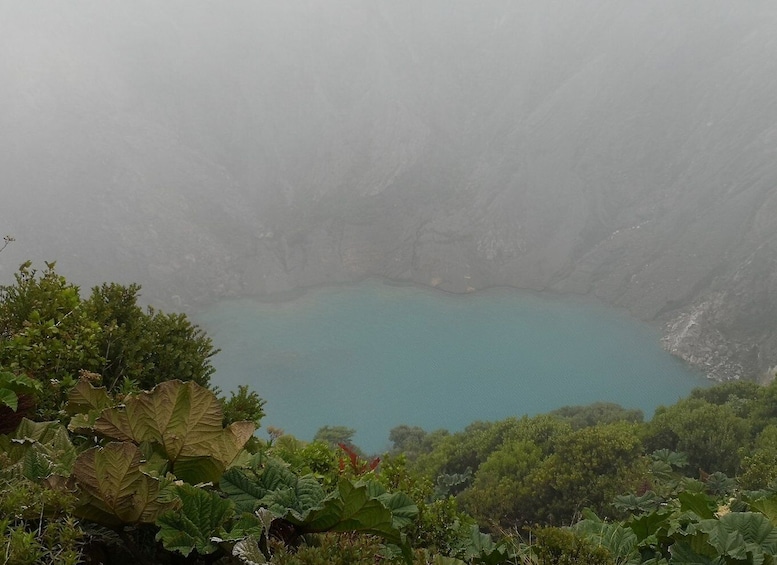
[196,279,708,453]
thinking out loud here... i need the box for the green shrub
[0,477,84,565]
[530,527,614,565]
[269,533,396,565]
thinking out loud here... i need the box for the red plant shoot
[337,443,380,476]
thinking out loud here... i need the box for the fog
[1,1,777,378]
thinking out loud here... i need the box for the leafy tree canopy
[314,425,358,449]
[644,397,749,476]
[0,262,219,420]
[550,401,644,429]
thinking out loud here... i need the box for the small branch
[0,235,14,254]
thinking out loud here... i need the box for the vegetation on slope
[4,262,777,564]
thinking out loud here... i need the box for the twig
[0,235,14,254]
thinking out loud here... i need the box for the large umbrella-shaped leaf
[0,388,18,411]
[0,418,76,478]
[156,483,235,557]
[627,510,673,544]
[66,378,113,414]
[668,542,722,565]
[0,372,41,414]
[362,480,419,530]
[73,442,175,525]
[286,478,401,544]
[94,380,255,483]
[695,519,748,560]
[377,491,418,530]
[260,481,326,518]
[749,495,777,526]
[221,467,271,515]
[614,492,663,514]
[8,418,66,444]
[461,524,513,565]
[221,458,325,516]
[697,512,777,561]
[573,519,640,564]
[232,536,268,565]
[678,491,716,520]
[65,378,113,432]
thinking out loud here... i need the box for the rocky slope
[2,1,777,380]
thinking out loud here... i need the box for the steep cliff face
[2,1,777,380]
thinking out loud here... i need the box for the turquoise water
[196,280,708,453]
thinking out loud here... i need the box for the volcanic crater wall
[2,1,777,380]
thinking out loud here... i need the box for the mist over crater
[2,1,777,380]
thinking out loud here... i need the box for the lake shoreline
[196,279,709,452]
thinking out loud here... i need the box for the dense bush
[0,262,218,420]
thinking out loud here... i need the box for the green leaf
[221,514,265,542]
[652,449,689,469]
[0,372,41,394]
[137,441,171,477]
[232,536,268,564]
[376,490,419,530]
[65,378,112,415]
[678,491,716,520]
[603,525,639,561]
[686,530,722,560]
[73,442,175,525]
[171,456,230,485]
[221,469,416,563]
[221,458,325,516]
[669,541,723,565]
[695,518,748,560]
[221,467,270,514]
[260,480,326,518]
[156,483,235,557]
[573,519,639,562]
[0,389,18,411]
[651,460,677,482]
[10,418,64,444]
[749,495,777,526]
[363,480,419,529]
[22,446,52,480]
[65,378,113,432]
[461,524,511,564]
[286,478,402,545]
[67,413,94,434]
[614,491,663,514]
[627,510,672,543]
[94,380,255,483]
[719,512,777,556]
[0,418,76,477]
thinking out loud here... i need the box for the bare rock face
[663,241,777,381]
[2,1,777,380]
